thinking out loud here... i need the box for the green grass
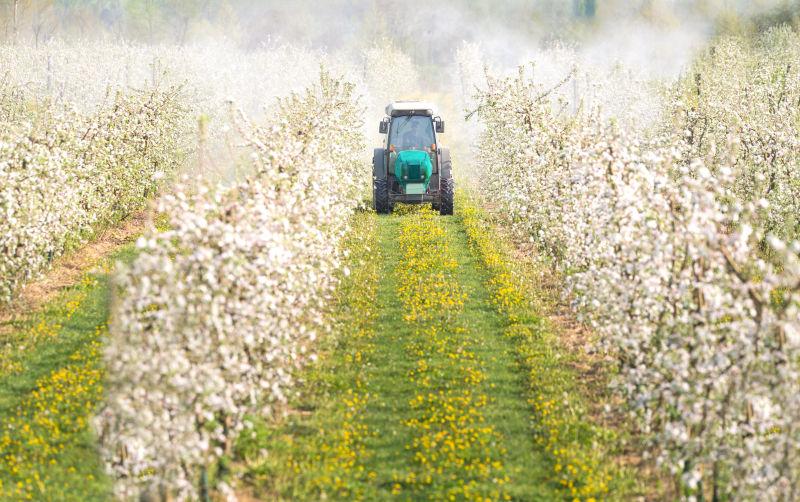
[437,215,561,500]
[354,214,418,489]
[238,208,569,500]
[0,244,137,501]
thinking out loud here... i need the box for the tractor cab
[373,101,453,215]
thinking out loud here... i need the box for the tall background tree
[0,1,797,59]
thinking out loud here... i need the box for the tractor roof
[385,101,437,117]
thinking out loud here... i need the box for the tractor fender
[439,147,452,180]
[373,148,387,179]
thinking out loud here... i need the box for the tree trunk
[12,0,19,42]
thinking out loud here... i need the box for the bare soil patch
[0,212,149,325]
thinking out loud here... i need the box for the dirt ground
[0,212,150,325]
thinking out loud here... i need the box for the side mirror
[379,118,389,134]
[434,117,445,133]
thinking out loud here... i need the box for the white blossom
[464,30,800,499]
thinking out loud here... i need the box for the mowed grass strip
[459,199,638,501]
[435,212,563,501]
[0,244,138,501]
[390,207,507,500]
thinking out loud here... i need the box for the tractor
[372,101,454,215]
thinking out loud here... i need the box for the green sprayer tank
[393,150,432,195]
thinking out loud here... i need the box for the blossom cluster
[465,30,800,499]
[0,40,348,190]
[668,26,800,240]
[0,39,415,179]
[94,71,366,500]
[0,41,330,116]
[0,82,188,303]
[0,37,412,304]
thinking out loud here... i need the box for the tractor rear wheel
[439,176,454,215]
[374,178,391,214]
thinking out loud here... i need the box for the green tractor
[373,101,454,215]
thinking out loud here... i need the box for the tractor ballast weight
[373,101,454,215]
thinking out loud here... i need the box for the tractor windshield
[389,115,434,150]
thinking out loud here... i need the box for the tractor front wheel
[439,177,454,215]
[374,178,391,214]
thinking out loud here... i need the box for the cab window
[389,115,434,150]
